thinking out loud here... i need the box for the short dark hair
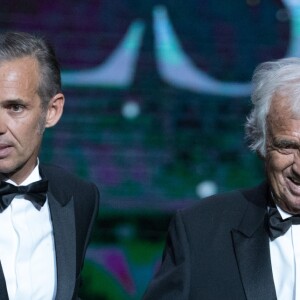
[0,31,61,108]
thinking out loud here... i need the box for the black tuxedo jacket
[0,164,99,300]
[143,182,278,300]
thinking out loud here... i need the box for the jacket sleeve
[143,211,191,300]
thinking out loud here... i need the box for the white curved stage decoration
[62,1,299,96]
[153,6,252,97]
[283,0,300,57]
[62,20,145,88]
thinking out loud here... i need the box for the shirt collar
[276,204,293,220]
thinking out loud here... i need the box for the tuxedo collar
[48,191,76,300]
[236,182,269,237]
[231,182,277,300]
[40,165,71,206]
[40,165,77,300]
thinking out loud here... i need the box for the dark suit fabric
[143,182,277,300]
[0,164,99,300]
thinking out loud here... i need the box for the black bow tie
[0,179,48,212]
[267,206,300,241]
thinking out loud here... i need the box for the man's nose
[0,111,7,134]
[292,151,300,176]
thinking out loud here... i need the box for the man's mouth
[286,176,300,197]
[288,176,300,186]
[0,144,13,158]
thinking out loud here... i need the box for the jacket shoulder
[41,164,91,184]
[40,163,99,199]
[178,182,268,228]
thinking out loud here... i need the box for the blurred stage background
[0,0,295,299]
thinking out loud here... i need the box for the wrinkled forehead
[266,92,300,137]
[273,82,300,116]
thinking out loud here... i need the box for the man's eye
[282,144,297,150]
[274,141,299,154]
[9,104,24,112]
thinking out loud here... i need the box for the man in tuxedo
[0,32,99,299]
[143,57,300,300]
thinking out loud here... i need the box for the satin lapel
[232,226,276,300]
[231,183,276,300]
[48,192,76,300]
[0,262,8,300]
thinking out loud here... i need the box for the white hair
[245,57,300,157]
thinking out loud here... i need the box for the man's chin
[0,164,20,179]
[277,195,300,215]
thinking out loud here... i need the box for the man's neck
[1,159,39,185]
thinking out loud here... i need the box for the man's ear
[45,93,65,128]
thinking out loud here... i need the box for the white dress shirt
[0,164,57,299]
[270,205,300,300]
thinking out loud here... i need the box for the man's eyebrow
[1,98,26,104]
[273,139,299,147]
